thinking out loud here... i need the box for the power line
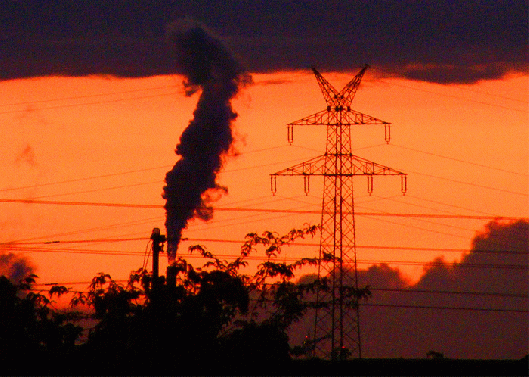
[37,237,146,244]
[3,73,527,114]
[406,170,528,197]
[28,291,528,314]
[3,196,525,242]
[369,287,527,299]
[7,236,528,256]
[32,280,526,300]
[0,90,180,115]
[179,237,529,255]
[361,303,527,313]
[0,165,172,193]
[216,208,523,220]
[11,246,141,256]
[31,181,161,200]
[389,194,501,218]
[0,198,161,208]
[32,158,316,200]
[30,282,527,315]
[271,154,527,198]
[177,234,517,253]
[353,197,527,246]
[1,150,524,217]
[287,193,485,243]
[11,245,528,270]
[208,196,526,245]
[0,198,524,221]
[373,73,528,114]
[390,144,528,177]
[4,216,163,244]
[450,82,528,104]
[0,85,178,108]
[358,198,481,235]
[0,146,304,196]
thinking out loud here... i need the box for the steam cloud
[0,251,35,282]
[163,20,250,262]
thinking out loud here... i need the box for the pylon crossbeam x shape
[312,64,369,108]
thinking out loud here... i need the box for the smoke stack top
[163,20,251,262]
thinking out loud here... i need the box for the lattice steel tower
[270,65,407,360]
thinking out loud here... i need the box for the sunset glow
[0,1,527,365]
[1,72,526,285]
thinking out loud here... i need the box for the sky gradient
[0,0,527,359]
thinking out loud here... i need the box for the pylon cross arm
[289,109,330,126]
[271,154,405,177]
[271,155,327,176]
[347,155,406,176]
[289,109,389,126]
[342,110,388,125]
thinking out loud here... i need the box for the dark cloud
[359,219,528,359]
[292,220,528,358]
[1,0,526,84]
[0,251,35,282]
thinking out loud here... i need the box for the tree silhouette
[71,225,370,374]
[0,275,83,373]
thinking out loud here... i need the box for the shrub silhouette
[72,225,369,373]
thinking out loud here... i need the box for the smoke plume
[0,251,35,282]
[163,20,251,262]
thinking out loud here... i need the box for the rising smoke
[163,20,251,262]
[0,251,35,282]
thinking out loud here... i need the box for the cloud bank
[1,0,527,84]
[360,219,528,359]
[293,220,528,359]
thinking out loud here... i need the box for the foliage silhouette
[70,224,370,373]
[1,223,526,374]
[0,225,369,374]
[0,275,83,373]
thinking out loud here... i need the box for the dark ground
[287,357,528,376]
[7,353,526,375]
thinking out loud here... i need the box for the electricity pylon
[270,65,407,360]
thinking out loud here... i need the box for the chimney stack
[150,227,166,291]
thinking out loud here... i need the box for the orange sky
[0,71,527,289]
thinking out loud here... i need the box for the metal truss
[271,65,406,360]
